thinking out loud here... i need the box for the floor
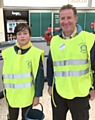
[0,82,95,120]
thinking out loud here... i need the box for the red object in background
[91,22,95,28]
[44,33,52,42]
[54,27,60,31]
[48,27,52,32]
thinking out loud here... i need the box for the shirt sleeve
[47,50,54,86]
[0,53,4,99]
[90,42,95,89]
[34,57,44,97]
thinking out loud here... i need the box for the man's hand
[48,86,52,96]
[33,97,39,106]
[89,89,95,100]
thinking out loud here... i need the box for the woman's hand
[33,97,39,106]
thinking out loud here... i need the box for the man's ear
[75,16,78,23]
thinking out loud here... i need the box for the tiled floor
[0,82,95,120]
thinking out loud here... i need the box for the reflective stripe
[3,72,33,79]
[53,59,88,66]
[4,80,35,89]
[54,68,89,77]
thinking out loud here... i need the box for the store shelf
[7,21,27,24]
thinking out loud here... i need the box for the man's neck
[62,27,77,39]
[64,31,74,37]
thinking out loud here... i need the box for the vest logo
[26,60,32,68]
[79,43,87,53]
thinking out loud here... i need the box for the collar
[62,26,77,39]
[15,41,32,54]
[15,41,32,49]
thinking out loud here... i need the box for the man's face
[59,9,78,36]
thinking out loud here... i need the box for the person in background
[2,23,44,120]
[47,4,95,120]
[44,30,52,42]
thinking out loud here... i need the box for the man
[47,4,95,120]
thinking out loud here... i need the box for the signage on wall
[55,14,59,24]
[68,0,88,7]
[68,0,87,2]
[12,11,21,16]
[3,0,88,7]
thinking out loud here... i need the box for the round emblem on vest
[26,60,32,68]
[80,44,87,53]
[28,62,32,68]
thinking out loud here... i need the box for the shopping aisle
[0,82,95,120]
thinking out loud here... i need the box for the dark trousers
[0,91,4,99]
[8,105,31,120]
[51,86,90,120]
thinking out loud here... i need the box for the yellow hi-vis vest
[2,46,44,108]
[50,31,95,99]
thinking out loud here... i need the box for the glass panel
[41,13,52,37]
[30,13,40,37]
[77,13,85,30]
[85,12,95,33]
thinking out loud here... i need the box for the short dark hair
[14,23,31,36]
[59,4,77,16]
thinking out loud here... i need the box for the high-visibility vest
[50,31,95,99]
[2,46,44,107]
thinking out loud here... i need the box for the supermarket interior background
[0,0,95,119]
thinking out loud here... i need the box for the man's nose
[63,18,68,23]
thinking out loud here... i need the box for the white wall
[0,8,5,42]
[3,0,89,8]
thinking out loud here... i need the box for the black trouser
[51,85,90,120]
[8,105,31,120]
[0,91,4,99]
